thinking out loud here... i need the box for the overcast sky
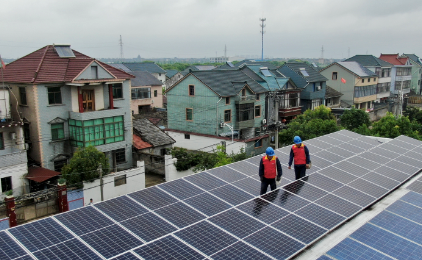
[1,0,422,60]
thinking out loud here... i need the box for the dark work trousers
[294,165,307,180]
[260,177,276,195]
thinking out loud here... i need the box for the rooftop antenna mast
[224,45,227,58]
[260,18,266,61]
[119,35,124,63]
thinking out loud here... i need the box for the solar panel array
[319,191,422,260]
[1,130,422,260]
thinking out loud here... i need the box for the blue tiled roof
[345,55,393,68]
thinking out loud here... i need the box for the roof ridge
[32,45,50,83]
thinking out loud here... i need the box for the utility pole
[260,18,266,61]
[274,95,279,149]
[98,163,104,201]
[224,45,227,59]
[119,35,124,63]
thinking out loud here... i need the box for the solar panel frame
[184,192,231,217]
[158,179,205,200]
[32,238,102,260]
[236,198,290,224]
[154,202,206,228]
[127,186,179,210]
[184,172,227,191]
[0,232,29,260]
[94,196,148,222]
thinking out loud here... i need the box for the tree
[61,146,110,187]
[370,112,419,139]
[403,107,422,124]
[340,108,371,131]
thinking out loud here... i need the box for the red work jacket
[292,144,307,165]
[262,156,278,179]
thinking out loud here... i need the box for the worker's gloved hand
[276,176,281,182]
[260,176,264,182]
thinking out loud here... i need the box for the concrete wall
[0,161,28,199]
[321,64,356,105]
[83,161,145,205]
[165,155,196,182]
[151,72,167,84]
[76,61,114,80]
[368,107,388,122]
[131,85,163,114]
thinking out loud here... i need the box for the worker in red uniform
[259,147,282,195]
[288,136,310,180]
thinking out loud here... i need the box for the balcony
[69,107,124,121]
[234,119,255,129]
[235,95,256,104]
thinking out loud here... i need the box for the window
[19,87,27,105]
[373,78,376,82]
[186,108,193,121]
[225,97,230,105]
[189,85,195,96]
[361,79,364,83]
[377,83,390,93]
[242,89,246,96]
[332,72,338,80]
[395,80,411,90]
[184,134,190,139]
[224,110,231,122]
[131,88,151,99]
[256,94,260,100]
[255,105,261,117]
[91,66,98,79]
[154,90,158,97]
[48,87,62,105]
[255,139,263,148]
[354,85,377,97]
[311,99,322,110]
[239,104,254,121]
[51,123,65,141]
[69,116,124,147]
[54,159,67,172]
[160,148,166,156]
[112,84,123,99]
[114,175,126,186]
[115,149,126,164]
[1,177,12,192]
[0,133,3,150]
[23,125,30,142]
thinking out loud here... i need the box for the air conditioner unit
[220,122,225,128]
[262,119,266,124]
[316,86,322,91]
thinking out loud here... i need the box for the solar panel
[299,173,344,192]
[128,186,179,210]
[326,237,393,260]
[401,190,422,208]
[325,146,356,158]
[310,156,333,169]
[113,252,142,260]
[33,238,101,260]
[337,142,366,153]
[384,160,419,174]
[373,165,410,182]
[227,61,234,67]
[361,172,400,190]
[236,198,289,224]
[159,179,205,200]
[227,161,258,176]
[295,203,345,229]
[261,69,272,77]
[347,156,381,171]
[184,192,231,216]
[348,178,389,198]
[395,134,422,145]
[209,209,265,238]
[154,202,206,228]
[94,196,148,222]
[206,166,248,182]
[0,231,29,260]
[369,147,401,159]
[209,184,254,206]
[357,152,391,164]
[332,186,375,207]
[379,143,408,154]
[283,181,328,201]
[407,181,422,195]
[262,189,311,212]
[314,150,345,163]
[231,178,261,196]
[271,214,327,244]
[395,155,422,168]
[386,200,422,224]
[54,45,75,58]
[319,166,358,184]
[184,172,227,191]
[387,138,418,148]
[333,161,370,177]
[210,241,273,260]
[314,194,361,217]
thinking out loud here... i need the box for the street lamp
[221,122,234,143]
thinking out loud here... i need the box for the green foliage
[268,61,285,67]
[5,190,13,196]
[61,146,110,187]
[403,107,422,124]
[159,62,225,72]
[279,105,340,146]
[340,108,371,131]
[371,112,418,139]
[58,178,66,185]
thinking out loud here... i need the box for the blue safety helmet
[266,147,275,156]
[294,136,302,144]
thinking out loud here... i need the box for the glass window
[154,90,158,97]
[131,88,151,99]
[1,176,12,192]
[186,108,193,121]
[255,139,262,148]
[256,94,260,100]
[255,105,261,117]
[0,133,3,150]
[115,149,126,164]
[224,110,231,122]
[19,87,27,105]
[185,134,190,139]
[189,85,195,96]
[225,97,230,105]
[112,84,123,99]
[114,175,126,186]
[48,87,62,105]
[332,72,338,80]
[51,123,65,141]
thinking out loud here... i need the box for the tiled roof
[335,61,377,77]
[166,69,179,78]
[345,55,393,67]
[2,45,134,83]
[133,118,175,147]
[123,62,166,74]
[280,62,328,83]
[130,71,163,87]
[109,63,132,72]
[379,54,409,66]
[188,69,268,96]
[325,86,343,98]
[26,167,60,183]
[403,54,422,66]
[133,134,152,150]
[242,65,291,91]
[236,60,278,70]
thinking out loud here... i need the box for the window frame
[188,85,195,96]
[47,87,62,105]
[115,148,126,165]
[154,90,158,97]
[184,134,190,139]
[332,72,338,80]
[186,108,193,121]
[255,105,261,118]
[225,97,230,105]
[112,84,123,99]
[19,87,27,105]
[254,139,263,148]
[1,176,12,193]
[256,94,260,101]
[51,123,65,141]
[224,109,231,123]
[114,175,127,187]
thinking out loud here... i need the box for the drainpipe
[216,97,222,136]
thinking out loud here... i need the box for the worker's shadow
[261,176,308,208]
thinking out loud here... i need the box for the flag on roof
[341,78,346,84]
[0,55,5,69]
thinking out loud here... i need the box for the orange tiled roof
[133,134,152,150]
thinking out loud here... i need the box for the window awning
[26,167,61,183]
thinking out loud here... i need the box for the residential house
[109,63,132,73]
[164,69,184,89]
[133,118,175,175]
[166,69,269,156]
[130,71,163,114]
[402,54,422,94]
[345,55,393,103]
[218,60,278,70]
[123,62,167,84]
[379,54,412,95]
[3,44,135,173]
[320,61,378,110]
[209,56,229,63]
[181,65,216,76]
[325,86,343,108]
[278,62,328,112]
[0,87,27,199]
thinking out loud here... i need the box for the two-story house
[320,61,378,110]
[3,44,135,172]
[345,55,393,103]
[278,62,328,112]
[379,54,412,95]
[164,70,184,89]
[402,54,422,95]
[0,87,27,199]
[123,62,167,84]
[130,71,163,114]
[166,69,269,156]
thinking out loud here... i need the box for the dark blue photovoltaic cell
[333,186,375,207]
[231,177,261,196]
[155,202,206,228]
[158,179,205,200]
[81,224,142,259]
[113,252,141,260]
[295,203,345,229]
[227,161,258,176]
[9,218,73,252]
[206,166,248,182]
[370,211,422,245]
[184,193,231,216]
[33,238,101,260]
[128,186,179,210]
[317,255,335,260]
[236,198,289,224]
[272,214,326,244]
[55,206,115,236]
[209,184,254,206]
[373,166,409,182]
[348,178,389,198]
[262,189,311,212]
[184,172,227,191]
[0,232,28,260]
[350,223,422,260]
[401,191,422,208]
[244,227,304,259]
[175,221,237,256]
[300,173,344,192]
[211,241,272,260]
[327,238,394,260]
[134,235,204,260]
[209,209,265,238]
[386,200,422,224]
[121,212,177,242]
[15,256,33,260]
[283,181,328,201]
[314,194,361,218]
[361,172,400,190]
[94,196,148,222]
[407,180,422,195]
